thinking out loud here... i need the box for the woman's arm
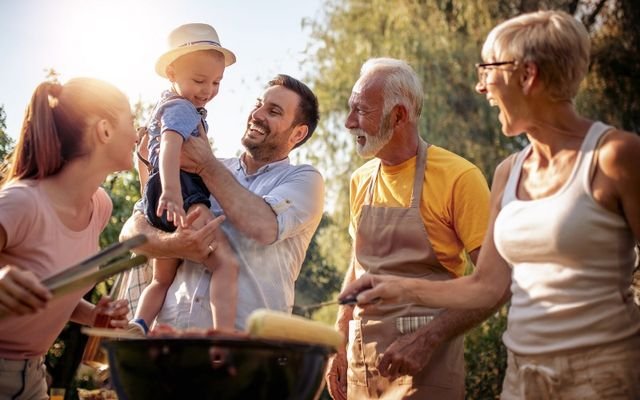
[0,225,51,316]
[596,129,640,242]
[341,157,515,310]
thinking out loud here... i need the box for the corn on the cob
[246,309,344,350]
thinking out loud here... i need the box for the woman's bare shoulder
[598,128,640,174]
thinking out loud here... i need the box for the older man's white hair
[360,58,424,122]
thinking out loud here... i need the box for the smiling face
[241,85,303,162]
[167,50,225,109]
[475,48,527,136]
[345,72,393,158]
[475,11,591,137]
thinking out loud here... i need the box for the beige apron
[347,140,465,400]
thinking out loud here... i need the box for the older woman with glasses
[341,10,640,399]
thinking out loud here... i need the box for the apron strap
[410,139,428,208]
[364,163,380,206]
[365,138,429,207]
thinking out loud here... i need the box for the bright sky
[0,0,324,158]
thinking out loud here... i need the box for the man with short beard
[325,58,495,400]
[120,74,324,331]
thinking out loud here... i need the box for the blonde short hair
[482,10,590,102]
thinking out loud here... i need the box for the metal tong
[295,295,359,313]
[42,234,148,298]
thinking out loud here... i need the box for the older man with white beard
[325,58,495,400]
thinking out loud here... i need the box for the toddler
[133,23,239,334]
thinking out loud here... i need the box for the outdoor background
[0,0,638,399]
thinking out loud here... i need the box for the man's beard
[242,139,279,162]
[241,120,291,162]
[351,111,393,158]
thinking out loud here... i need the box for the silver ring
[207,244,214,254]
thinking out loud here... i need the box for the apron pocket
[347,319,368,387]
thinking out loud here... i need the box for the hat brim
[155,44,236,78]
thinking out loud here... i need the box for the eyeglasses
[475,61,517,85]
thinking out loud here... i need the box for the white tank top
[495,121,640,354]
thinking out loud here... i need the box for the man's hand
[325,350,348,400]
[377,329,436,381]
[174,209,226,263]
[120,208,226,261]
[339,272,406,306]
[181,132,216,175]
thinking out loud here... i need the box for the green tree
[293,214,344,323]
[0,106,14,177]
[0,106,14,159]
[0,104,15,184]
[576,0,640,132]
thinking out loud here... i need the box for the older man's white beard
[351,123,393,158]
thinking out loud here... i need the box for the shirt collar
[161,89,207,117]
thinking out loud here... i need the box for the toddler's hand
[157,190,186,228]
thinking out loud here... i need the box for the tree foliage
[463,306,508,399]
[576,0,640,132]
[293,214,344,323]
[0,106,15,181]
[0,107,13,158]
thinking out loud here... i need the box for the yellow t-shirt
[349,145,490,277]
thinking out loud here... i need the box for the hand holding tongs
[0,235,148,320]
[42,234,148,298]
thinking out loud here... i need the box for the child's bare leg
[188,203,238,332]
[206,229,238,331]
[134,257,180,328]
[205,230,240,331]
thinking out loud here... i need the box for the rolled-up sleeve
[262,166,324,241]
[159,100,201,140]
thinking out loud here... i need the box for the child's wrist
[129,318,149,335]
[161,184,180,194]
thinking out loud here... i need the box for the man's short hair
[360,58,424,122]
[268,74,320,148]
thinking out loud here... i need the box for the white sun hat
[155,23,236,78]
